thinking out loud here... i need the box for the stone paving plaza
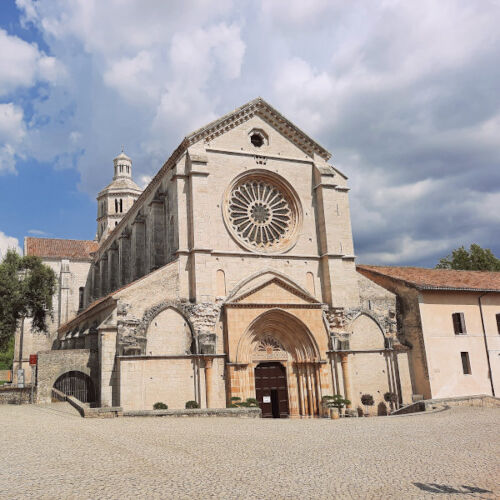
[0,404,498,499]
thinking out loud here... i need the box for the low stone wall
[0,386,32,404]
[52,388,122,418]
[423,394,500,410]
[124,408,262,418]
[392,394,500,415]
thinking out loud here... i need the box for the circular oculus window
[224,171,302,253]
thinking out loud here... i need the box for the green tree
[436,244,500,271]
[0,249,57,351]
[0,336,14,370]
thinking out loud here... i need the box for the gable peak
[186,97,331,161]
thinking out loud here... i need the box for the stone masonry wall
[36,349,97,403]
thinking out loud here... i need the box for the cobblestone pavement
[0,404,498,499]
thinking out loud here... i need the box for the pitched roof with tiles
[25,237,99,260]
[357,265,500,292]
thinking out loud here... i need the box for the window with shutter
[496,313,500,334]
[452,312,466,335]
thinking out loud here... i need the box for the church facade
[22,98,413,416]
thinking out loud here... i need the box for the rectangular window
[496,313,500,334]
[78,287,84,310]
[452,312,467,335]
[460,352,471,375]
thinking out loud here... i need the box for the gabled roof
[186,97,332,161]
[25,237,98,260]
[95,98,332,257]
[357,265,500,292]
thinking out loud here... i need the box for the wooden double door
[254,362,289,418]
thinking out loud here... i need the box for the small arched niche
[305,272,315,297]
[146,308,193,355]
[350,313,385,350]
[216,269,226,297]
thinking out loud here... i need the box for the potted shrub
[245,398,259,408]
[322,394,351,419]
[185,400,200,409]
[227,396,241,408]
[384,392,398,413]
[153,402,168,410]
[360,394,374,416]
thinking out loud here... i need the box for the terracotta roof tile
[357,265,500,292]
[25,237,98,260]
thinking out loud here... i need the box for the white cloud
[0,231,21,258]
[0,103,26,174]
[6,0,500,265]
[28,229,48,235]
[0,28,66,96]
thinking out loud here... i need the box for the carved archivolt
[223,170,302,254]
[236,309,320,364]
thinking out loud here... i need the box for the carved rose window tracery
[224,172,301,253]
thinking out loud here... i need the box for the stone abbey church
[16,98,413,417]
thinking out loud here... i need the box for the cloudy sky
[0,0,499,266]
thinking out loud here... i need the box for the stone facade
[24,98,414,415]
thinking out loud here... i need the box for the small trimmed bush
[360,394,374,406]
[153,402,168,410]
[227,397,259,408]
[185,400,200,409]
[384,391,398,412]
[361,394,374,416]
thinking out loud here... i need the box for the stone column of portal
[312,363,322,417]
[305,363,313,417]
[205,357,214,409]
[308,363,318,416]
[340,353,352,408]
[299,364,309,416]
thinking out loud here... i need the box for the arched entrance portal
[231,309,330,418]
[54,371,96,404]
[255,362,289,418]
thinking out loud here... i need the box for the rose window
[224,173,301,253]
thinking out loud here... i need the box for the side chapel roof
[357,265,500,293]
[25,237,98,260]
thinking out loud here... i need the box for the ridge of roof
[357,264,500,292]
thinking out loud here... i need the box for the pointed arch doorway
[255,362,289,418]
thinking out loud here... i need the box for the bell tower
[96,150,143,242]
